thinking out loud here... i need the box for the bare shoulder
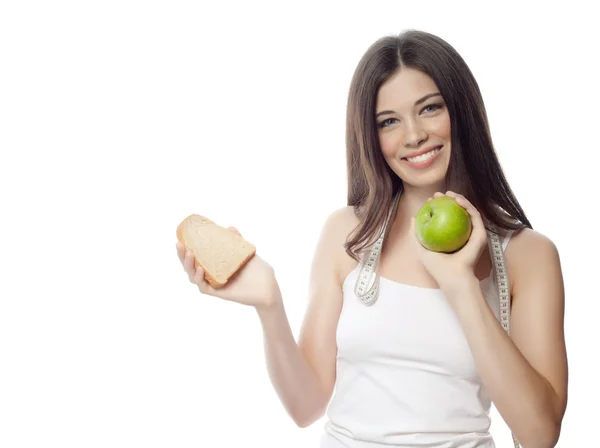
[506,227,560,261]
[317,205,358,249]
[505,227,562,297]
[320,205,362,286]
[325,204,360,229]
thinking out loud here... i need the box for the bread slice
[176,214,256,288]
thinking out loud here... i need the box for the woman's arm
[445,228,567,448]
[255,207,349,427]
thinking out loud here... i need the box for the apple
[415,196,472,253]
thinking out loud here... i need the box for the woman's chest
[377,237,493,288]
[337,270,499,379]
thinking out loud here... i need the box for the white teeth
[406,147,440,163]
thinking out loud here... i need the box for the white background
[1,1,597,447]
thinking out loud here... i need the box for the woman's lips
[402,146,443,169]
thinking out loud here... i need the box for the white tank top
[320,230,514,448]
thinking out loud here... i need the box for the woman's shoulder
[505,226,558,256]
[322,205,361,233]
[318,205,363,286]
[504,226,560,295]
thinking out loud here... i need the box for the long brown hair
[345,29,531,262]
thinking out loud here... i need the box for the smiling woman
[175,28,568,448]
[378,75,449,176]
[320,29,568,448]
[344,32,531,261]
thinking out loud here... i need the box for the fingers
[445,190,465,202]
[425,192,445,203]
[445,191,480,218]
[175,226,240,294]
[176,242,185,264]
[424,191,482,224]
[193,265,212,294]
[176,242,198,283]
[184,249,197,283]
[444,193,485,248]
[175,242,214,295]
[425,191,477,218]
[186,251,212,293]
[175,243,200,281]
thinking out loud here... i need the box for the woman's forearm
[255,298,328,427]
[447,277,561,448]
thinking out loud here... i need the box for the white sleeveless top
[319,231,514,448]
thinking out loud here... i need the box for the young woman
[176,30,568,448]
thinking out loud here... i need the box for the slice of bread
[176,214,256,288]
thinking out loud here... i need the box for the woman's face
[376,67,452,189]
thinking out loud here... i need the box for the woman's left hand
[410,191,488,294]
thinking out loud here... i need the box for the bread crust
[176,214,256,288]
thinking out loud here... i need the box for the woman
[176,30,568,447]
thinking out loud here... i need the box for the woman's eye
[378,104,443,128]
[378,118,397,128]
[422,103,442,113]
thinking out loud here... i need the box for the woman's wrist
[440,273,481,300]
[255,288,284,318]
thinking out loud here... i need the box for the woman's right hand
[175,227,282,310]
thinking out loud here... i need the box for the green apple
[415,196,472,253]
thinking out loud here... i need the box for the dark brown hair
[345,29,532,261]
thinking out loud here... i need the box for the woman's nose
[403,120,428,148]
